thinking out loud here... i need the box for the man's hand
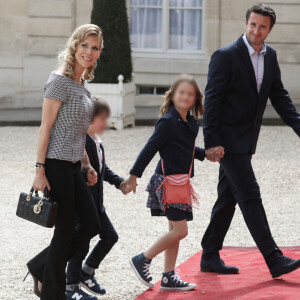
[87,168,98,186]
[205,146,225,162]
[122,175,138,194]
[120,181,133,195]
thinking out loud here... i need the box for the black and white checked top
[44,71,94,162]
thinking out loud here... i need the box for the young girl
[125,75,219,291]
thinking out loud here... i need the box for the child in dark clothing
[66,97,131,300]
[125,75,224,291]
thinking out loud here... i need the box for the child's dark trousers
[66,210,118,284]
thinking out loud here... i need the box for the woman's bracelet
[35,162,45,168]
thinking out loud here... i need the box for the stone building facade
[0,0,299,123]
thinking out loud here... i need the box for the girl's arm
[33,98,62,191]
[130,117,171,177]
[124,117,171,193]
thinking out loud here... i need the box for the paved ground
[0,126,299,300]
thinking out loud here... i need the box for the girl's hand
[120,181,133,195]
[33,168,51,192]
[205,146,225,162]
[87,168,98,186]
[123,175,138,194]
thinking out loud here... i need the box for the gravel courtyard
[0,126,299,300]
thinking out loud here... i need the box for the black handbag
[16,187,58,228]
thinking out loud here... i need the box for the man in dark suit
[201,4,300,278]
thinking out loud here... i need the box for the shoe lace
[92,276,99,284]
[143,261,152,279]
[171,269,186,285]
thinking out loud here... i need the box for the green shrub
[91,0,132,83]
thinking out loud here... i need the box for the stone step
[135,104,300,126]
[0,108,42,126]
[0,104,299,126]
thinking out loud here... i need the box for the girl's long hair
[57,24,104,81]
[160,74,204,119]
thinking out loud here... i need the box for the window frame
[129,0,205,59]
[137,85,170,96]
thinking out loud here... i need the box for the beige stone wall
[0,0,93,110]
[219,0,300,103]
[0,0,299,113]
[0,0,28,108]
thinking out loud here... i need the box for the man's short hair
[246,4,276,28]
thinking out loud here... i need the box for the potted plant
[88,0,135,129]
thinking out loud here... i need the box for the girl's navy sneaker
[65,285,98,300]
[129,253,154,288]
[80,271,106,296]
[160,270,197,291]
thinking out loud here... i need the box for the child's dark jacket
[82,134,124,213]
[130,105,206,178]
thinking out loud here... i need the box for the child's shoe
[80,270,106,296]
[129,253,154,288]
[160,270,197,291]
[65,285,98,300]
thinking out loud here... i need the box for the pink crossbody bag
[157,147,200,210]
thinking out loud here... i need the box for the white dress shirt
[242,33,267,92]
[91,134,103,173]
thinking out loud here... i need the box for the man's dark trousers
[201,35,300,261]
[201,152,281,259]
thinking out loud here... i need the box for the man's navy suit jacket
[203,35,300,154]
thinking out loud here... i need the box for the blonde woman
[25,24,103,300]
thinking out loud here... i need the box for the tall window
[130,0,203,52]
[130,0,163,49]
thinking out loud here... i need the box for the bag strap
[161,158,165,177]
[161,143,195,178]
[188,146,196,178]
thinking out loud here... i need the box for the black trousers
[66,210,118,284]
[201,153,282,260]
[27,159,100,300]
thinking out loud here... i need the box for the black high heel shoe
[24,270,42,298]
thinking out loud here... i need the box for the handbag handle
[161,144,196,178]
[28,186,49,200]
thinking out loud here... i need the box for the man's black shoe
[200,251,239,274]
[269,256,300,279]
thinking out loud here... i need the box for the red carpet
[135,247,300,300]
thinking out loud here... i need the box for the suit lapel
[236,36,258,96]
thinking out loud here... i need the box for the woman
[25,24,103,300]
